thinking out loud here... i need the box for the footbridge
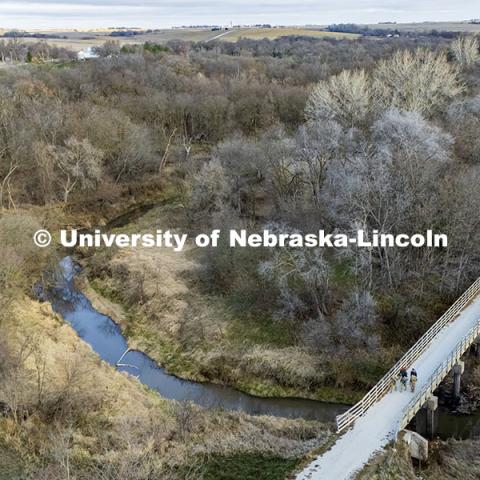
[296,277,480,480]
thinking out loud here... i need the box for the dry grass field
[2,26,359,52]
[217,27,360,41]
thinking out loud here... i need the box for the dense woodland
[2,35,479,344]
[1,32,480,478]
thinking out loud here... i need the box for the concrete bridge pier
[400,430,429,462]
[453,360,465,401]
[415,395,438,439]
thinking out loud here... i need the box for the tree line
[1,32,479,386]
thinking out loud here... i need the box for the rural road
[207,29,235,42]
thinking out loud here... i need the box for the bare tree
[53,137,103,204]
[446,95,480,164]
[0,336,34,424]
[295,121,343,207]
[259,224,331,323]
[214,135,266,214]
[0,98,19,210]
[190,157,232,215]
[0,159,18,210]
[333,290,380,351]
[158,127,177,173]
[0,214,48,326]
[306,69,371,128]
[260,128,302,209]
[48,424,74,480]
[33,141,56,204]
[33,347,47,408]
[93,40,121,58]
[172,400,198,441]
[373,48,464,116]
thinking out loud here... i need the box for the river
[45,202,480,437]
[49,256,347,423]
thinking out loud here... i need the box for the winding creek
[50,257,347,422]
[45,204,480,438]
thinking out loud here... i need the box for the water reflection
[437,407,480,440]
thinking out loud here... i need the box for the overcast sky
[1,1,479,30]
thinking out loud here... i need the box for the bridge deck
[296,292,480,480]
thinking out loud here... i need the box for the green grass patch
[199,453,300,480]
[227,313,291,348]
[312,385,363,404]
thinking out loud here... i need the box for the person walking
[399,367,408,392]
[390,375,397,392]
[410,368,418,392]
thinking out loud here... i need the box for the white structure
[77,47,99,60]
[296,277,480,480]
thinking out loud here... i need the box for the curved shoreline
[79,272,354,407]
[66,204,480,438]
[50,256,349,422]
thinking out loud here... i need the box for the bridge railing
[336,277,480,433]
[397,319,480,432]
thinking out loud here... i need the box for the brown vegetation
[1,31,480,479]
[0,296,329,479]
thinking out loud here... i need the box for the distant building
[77,47,99,60]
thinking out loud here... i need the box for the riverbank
[56,255,346,421]
[357,436,480,480]
[0,204,337,480]
[0,292,331,479]
[84,275,360,404]
[77,204,366,405]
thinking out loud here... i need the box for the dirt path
[206,29,236,42]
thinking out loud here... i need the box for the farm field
[15,28,217,51]
[2,26,360,52]
[4,22,479,53]
[217,27,360,41]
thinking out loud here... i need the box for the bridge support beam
[453,360,465,401]
[399,430,428,462]
[415,395,438,439]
